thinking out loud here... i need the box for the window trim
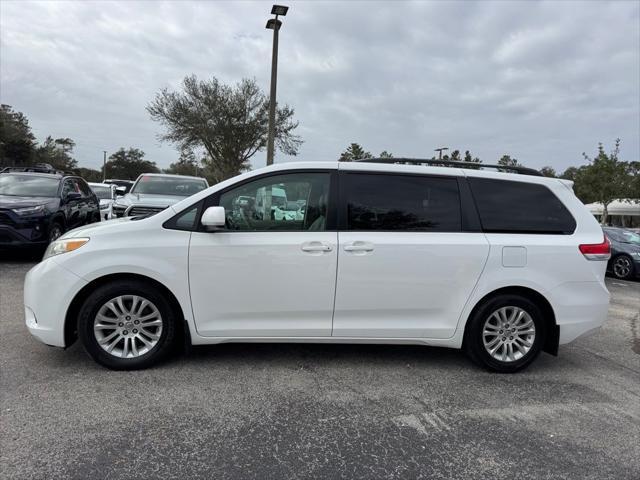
[337,171,469,233]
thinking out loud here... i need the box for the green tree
[540,166,557,177]
[576,139,636,224]
[339,143,372,162]
[450,149,461,161]
[147,75,302,183]
[498,155,521,167]
[164,149,201,177]
[560,166,580,181]
[379,150,393,158]
[0,104,36,166]
[75,167,103,182]
[104,148,159,180]
[34,136,78,171]
[463,150,481,163]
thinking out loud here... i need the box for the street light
[265,4,288,166]
[434,147,449,160]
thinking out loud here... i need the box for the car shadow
[0,247,44,263]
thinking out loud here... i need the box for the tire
[48,221,64,243]
[611,254,635,280]
[77,280,177,370]
[464,294,546,373]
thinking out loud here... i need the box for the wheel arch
[64,272,188,349]
[463,285,559,356]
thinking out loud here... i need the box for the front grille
[126,206,166,217]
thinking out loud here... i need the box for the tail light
[579,237,611,261]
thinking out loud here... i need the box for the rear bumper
[549,281,610,344]
[24,258,88,347]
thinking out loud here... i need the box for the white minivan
[24,160,611,372]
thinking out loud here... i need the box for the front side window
[218,173,331,232]
[0,175,60,197]
[468,178,576,234]
[90,185,113,200]
[132,176,208,196]
[343,173,462,232]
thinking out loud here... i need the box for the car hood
[115,193,186,207]
[0,195,58,208]
[60,216,135,239]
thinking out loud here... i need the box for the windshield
[0,174,59,197]
[90,185,112,200]
[132,176,207,196]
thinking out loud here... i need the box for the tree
[104,148,159,180]
[164,149,201,177]
[463,150,482,163]
[450,149,461,161]
[498,155,521,167]
[34,136,78,171]
[540,166,557,177]
[147,75,302,183]
[75,167,102,182]
[379,150,393,158]
[560,166,580,182]
[0,104,37,167]
[339,143,372,162]
[576,139,635,224]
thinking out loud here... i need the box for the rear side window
[342,173,462,232]
[468,178,576,234]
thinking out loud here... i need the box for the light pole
[102,150,107,182]
[265,4,288,166]
[434,147,449,160]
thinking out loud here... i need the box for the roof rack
[0,164,69,175]
[354,158,542,176]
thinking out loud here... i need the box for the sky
[1,0,638,173]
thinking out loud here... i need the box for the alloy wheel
[49,225,63,242]
[482,306,536,362]
[613,256,632,279]
[93,295,163,358]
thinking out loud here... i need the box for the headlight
[12,204,46,216]
[44,237,90,259]
[100,203,110,210]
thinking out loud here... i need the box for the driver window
[218,173,330,232]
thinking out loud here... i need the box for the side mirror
[200,206,226,230]
[66,192,82,202]
[115,186,126,197]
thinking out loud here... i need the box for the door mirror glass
[201,206,226,229]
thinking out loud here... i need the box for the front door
[332,171,490,339]
[189,171,338,337]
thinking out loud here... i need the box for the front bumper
[24,258,88,347]
[0,211,50,246]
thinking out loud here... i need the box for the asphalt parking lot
[1,253,639,480]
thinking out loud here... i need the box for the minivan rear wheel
[77,280,177,370]
[464,294,545,373]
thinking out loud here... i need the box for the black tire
[464,294,546,373]
[77,280,177,370]
[48,220,64,243]
[611,254,635,280]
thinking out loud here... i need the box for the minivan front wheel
[78,280,176,370]
[464,294,545,373]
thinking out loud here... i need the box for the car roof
[135,173,207,181]
[1,171,65,179]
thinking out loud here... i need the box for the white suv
[24,159,611,372]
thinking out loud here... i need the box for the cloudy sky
[1,0,638,172]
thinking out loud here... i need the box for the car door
[188,170,338,337]
[61,179,82,229]
[333,170,490,339]
[74,178,95,224]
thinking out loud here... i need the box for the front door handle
[301,241,333,253]
[344,241,374,253]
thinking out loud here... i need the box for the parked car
[0,166,100,247]
[104,179,134,195]
[88,182,117,221]
[24,159,611,372]
[602,226,640,280]
[112,173,208,218]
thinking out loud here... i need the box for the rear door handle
[301,241,333,253]
[344,241,374,253]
